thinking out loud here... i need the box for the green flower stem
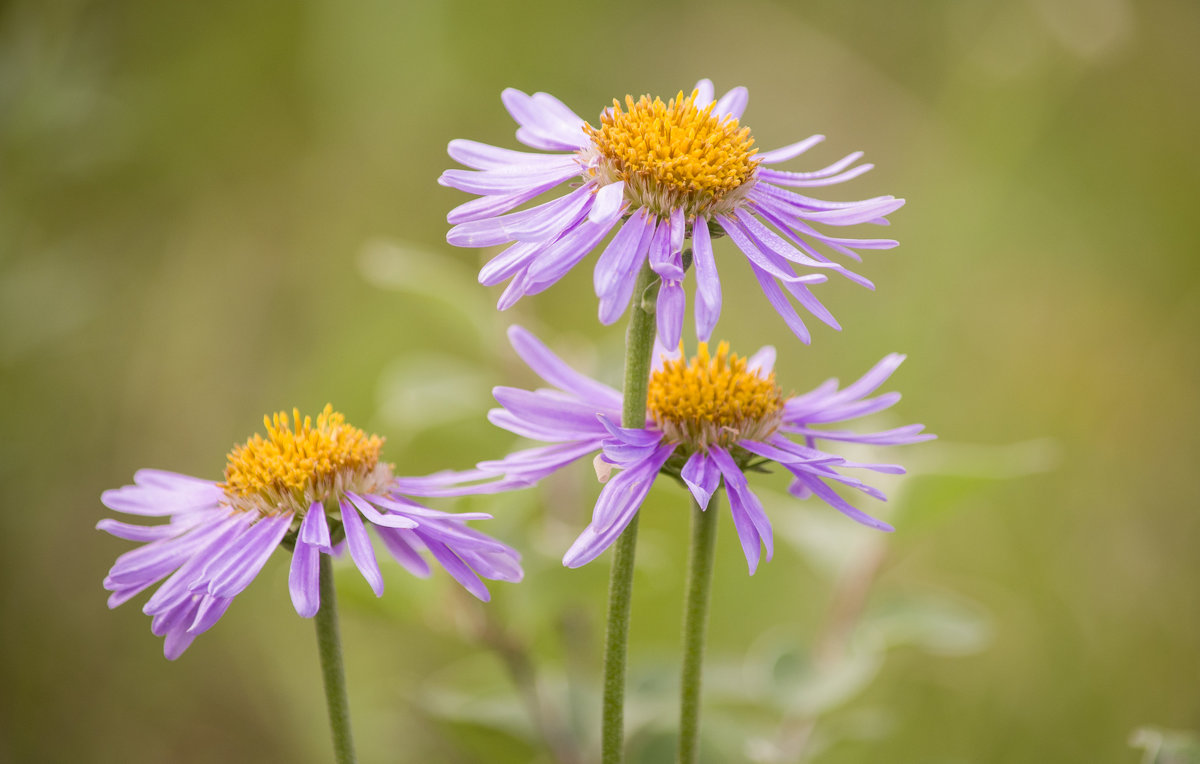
[315,554,357,764]
[678,492,720,764]
[601,260,661,764]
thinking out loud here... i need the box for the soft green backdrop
[2,0,1197,762]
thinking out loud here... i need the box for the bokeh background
[2,0,1198,762]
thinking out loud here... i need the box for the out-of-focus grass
[2,0,1197,761]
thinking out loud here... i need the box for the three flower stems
[315,553,357,764]
[602,260,719,764]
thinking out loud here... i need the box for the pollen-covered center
[583,90,759,218]
[647,342,784,451]
[221,404,393,515]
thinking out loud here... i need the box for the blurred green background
[2,0,1197,761]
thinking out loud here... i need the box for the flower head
[406,328,932,573]
[440,80,903,346]
[99,405,523,659]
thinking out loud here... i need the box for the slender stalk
[601,260,660,764]
[315,554,357,764]
[678,492,720,764]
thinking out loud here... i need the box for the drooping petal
[339,498,384,597]
[202,513,293,598]
[681,451,721,510]
[656,280,685,350]
[691,217,721,342]
[562,444,675,568]
[288,539,322,618]
[709,446,774,574]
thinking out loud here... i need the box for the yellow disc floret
[648,342,784,451]
[583,89,760,219]
[222,404,393,516]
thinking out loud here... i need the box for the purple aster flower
[403,327,932,573]
[439,79,903,346]
[98,405,522,659]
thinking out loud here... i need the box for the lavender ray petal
[655,280,685,350]
[448,182,559,225]
[757,135,825,164]
[709,446,774,573]
[203,513,293,598]
[298,501,332,549]
[417,532,491,601]
[502,88,589,151]
[681,451,721,510]
[439,161,579,196]
[693,79,715,107]
[447,138,572,170]
[96,518,178,542]
[714,86,749,120]
[507,325,622,407]
[745,262,812,343]
[647,219,684,280]
[588,181,626,223]
[289,540,322,618]
[746,345,776,375]
[340,498,384,597]
[588,444,675,535]
[479,240,545,287]
[691,216,721,341]
[373,526,432,578]
[346,492,419,529]
[791,472,894,531]
[187,595,233,635]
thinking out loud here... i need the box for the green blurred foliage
[1,0,1197,761]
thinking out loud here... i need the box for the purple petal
[447,138,573,170]
[746,346,776,374]
[439,160,579,196]
[693,79,715,107]
[289,540,322,617]
[791,472,894,532]
[479,240,545,286]
[502,88,589,151]
[596,210,656,324]
[417,532,491,601]
[373,527,432,578]
[340,499,384,597]
[656,280,685,350]
[709,446,774,574]
[100,485,220,517]
[524,215,622,290]
[681,452,721,510]
[648,218,684,280]
[299,501,332,550]
[588,181,626,223]
[562,444,675,568]
[507,325,622,408]
[187,595,233,635]
[202,513,292,598]
[714,86,749,120]
[447,184,591,247]
[493,387,613,437]
[586,443,674,537]
[691,217,721,342]
[746,262,812,344]
[448,182,560,225]
[757,135,825,164]
[97,518,179,542]
[346,492,419,529]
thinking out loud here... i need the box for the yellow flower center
[647,342,784,451]
[221,404,393,515]
[583,90,760,219]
